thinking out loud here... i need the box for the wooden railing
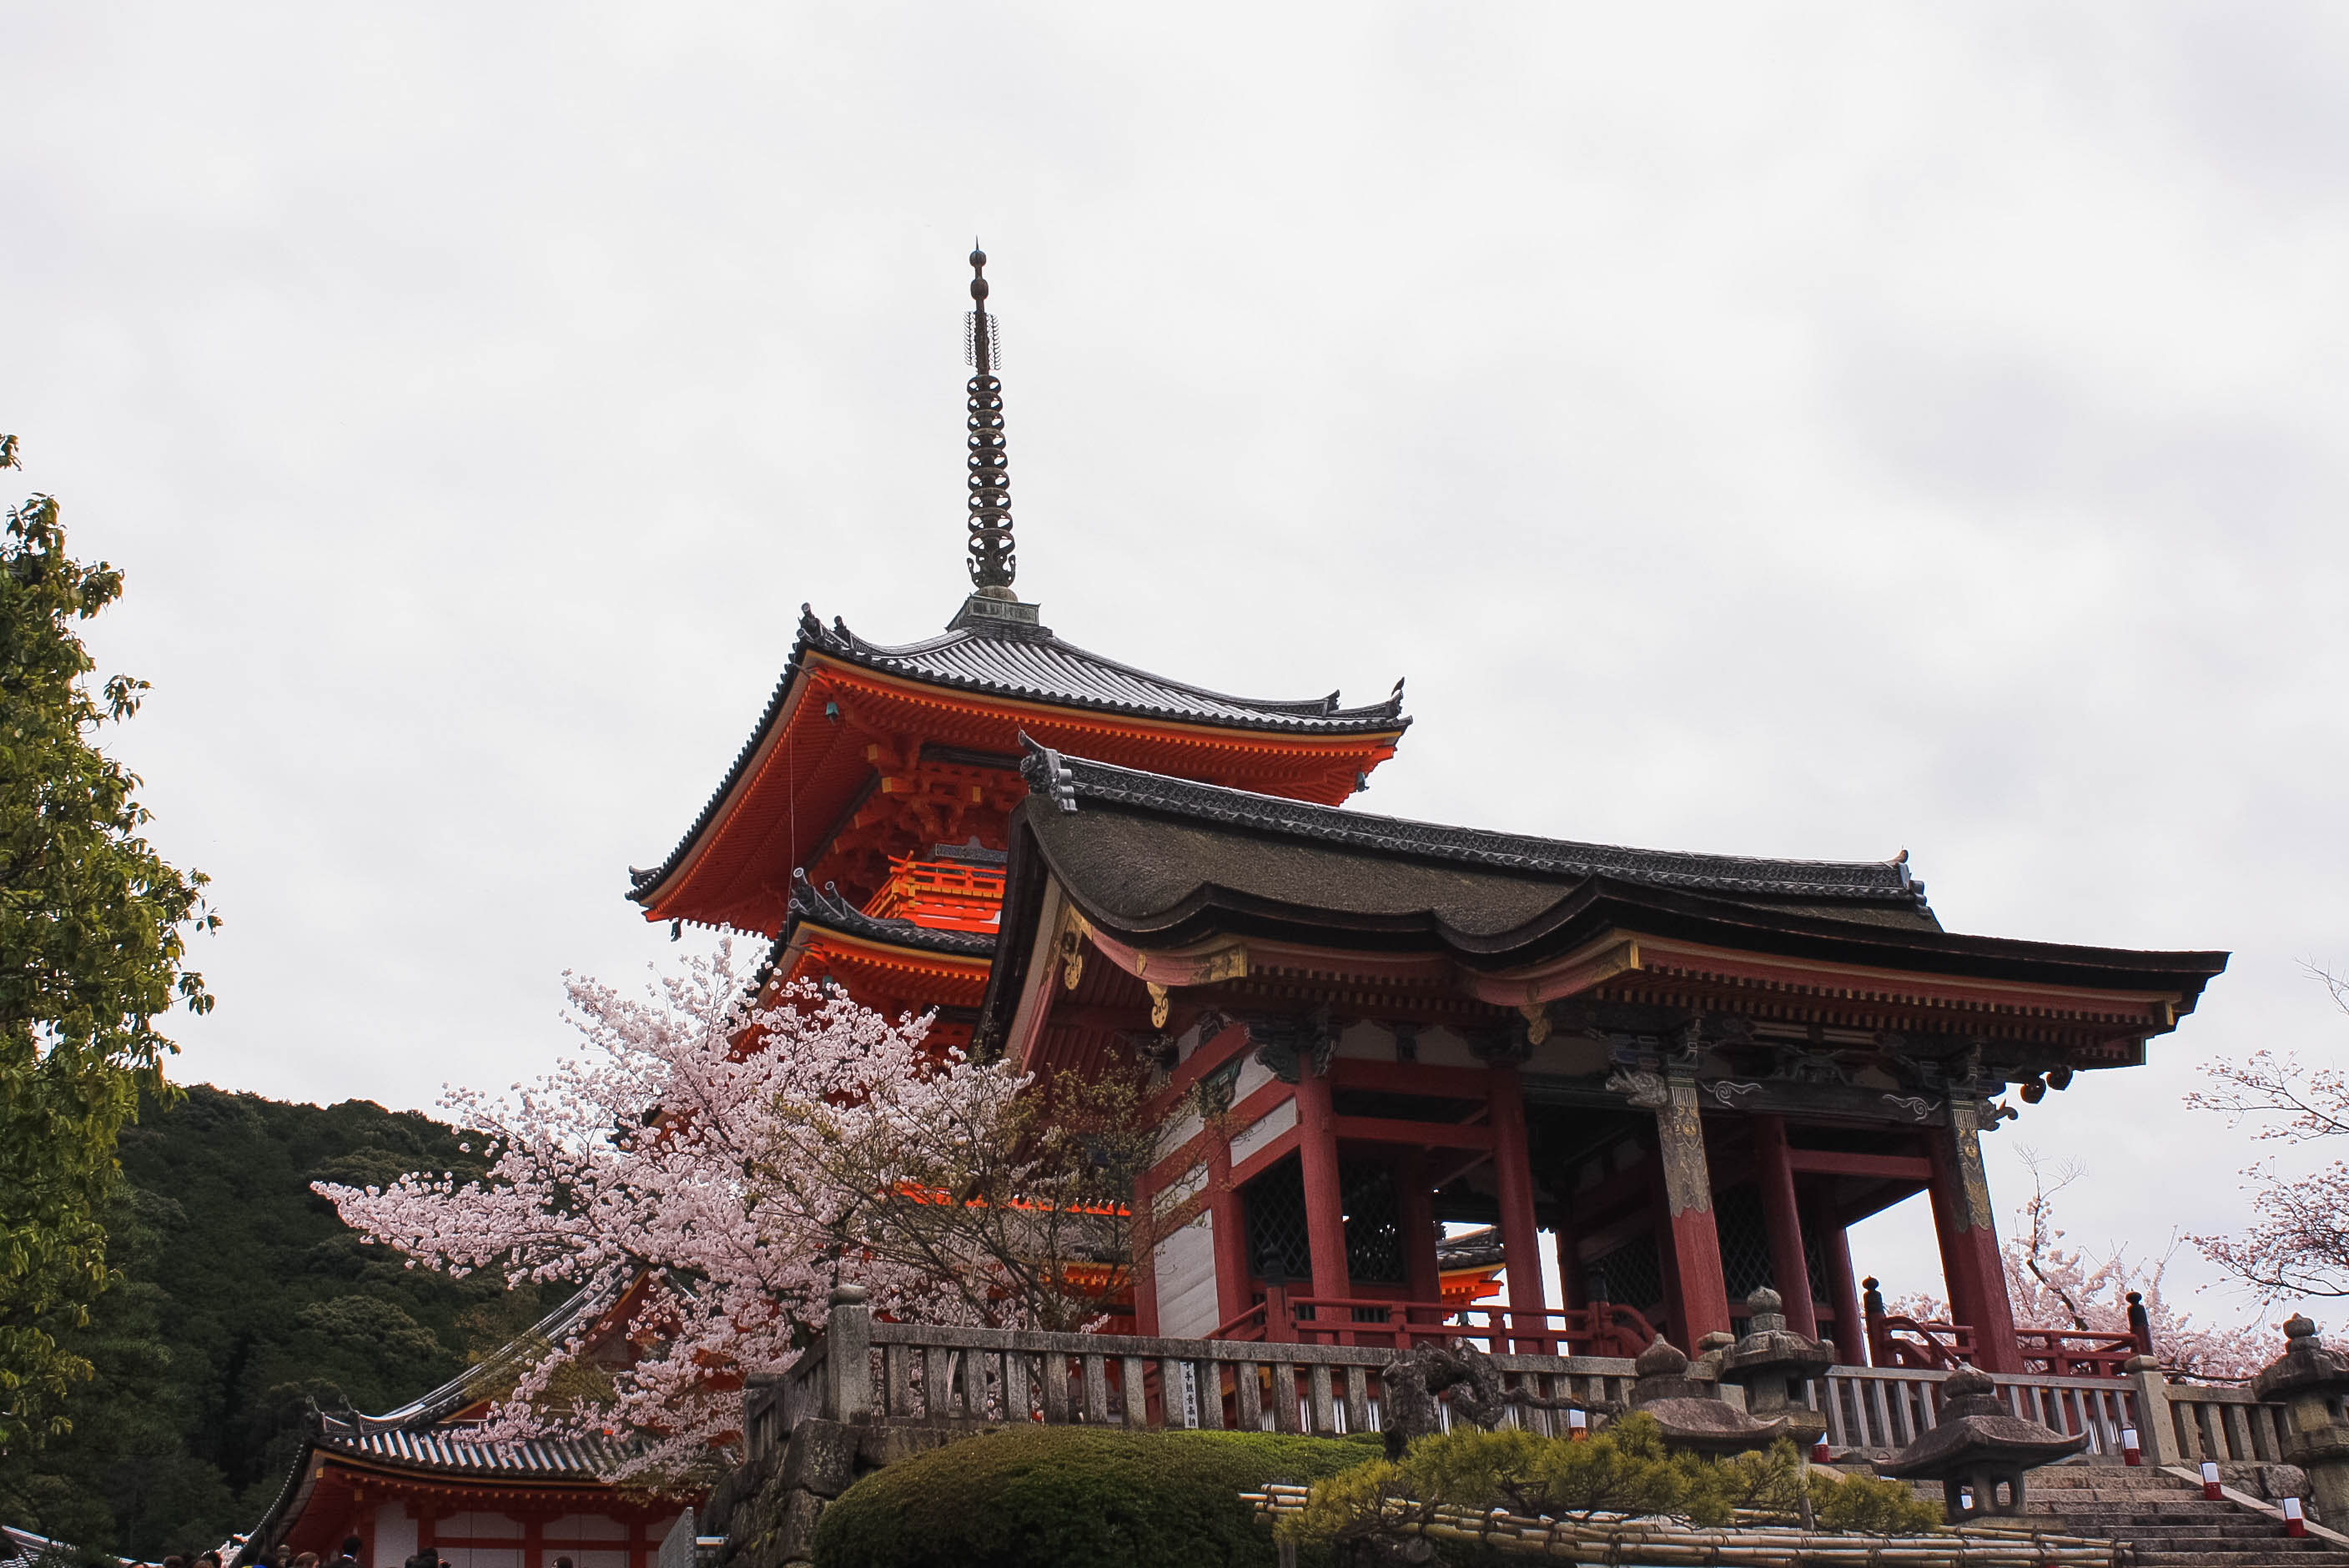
[2014,1327,2144,1380]
[742,1288,2293,1468]
[1210,1287,1654,1358]
[1864,1310,1978,1371]
[1862,1285,2148,1380]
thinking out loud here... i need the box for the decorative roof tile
[765,871,997,971]
[318,1422,626,1479]
[798,606,1408,734]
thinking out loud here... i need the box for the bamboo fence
[1241,1485,2128,1565]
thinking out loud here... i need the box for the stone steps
[1999,1465,2332,1568]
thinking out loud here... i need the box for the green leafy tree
[1,433,217,1454]
[5,1086,561,1557]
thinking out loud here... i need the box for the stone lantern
[1626,1335,1788,1456]
[2252,1314,2349,1522]
[1718,1288,1836,1448]
[1874,1365,2089,1521]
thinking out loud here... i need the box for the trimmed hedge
[810,1425,1381,1568]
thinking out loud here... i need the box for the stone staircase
[2025,1467,2349,1568]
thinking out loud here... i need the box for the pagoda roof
[759,869,999,980]
[800,606,1409,735]
[626,602,1408,926]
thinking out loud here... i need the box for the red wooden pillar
[1395,1148,1442,1305]
[1654,1075,1732,1344]
[1487,1065,1547,1341]
[1751,1114,1819,1338]
[1815,1196,1866,1366]
[1651,1179,1688,1347]
[1290,1068,1351,1315]
[1925,1100,2020,1373]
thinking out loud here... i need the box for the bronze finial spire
[963,245,1017,600]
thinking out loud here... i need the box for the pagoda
[626,249,1411,1052]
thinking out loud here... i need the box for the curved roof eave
[626,605,1411,910]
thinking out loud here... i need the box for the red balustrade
[1210,1284,1654,1358]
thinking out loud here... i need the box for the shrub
[1813,1470,1943,1535]
[1277,1416,1732,1551]
[1278,1421,1944,1554]
[810,1424,1379,1568]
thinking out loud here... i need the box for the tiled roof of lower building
[317,1422,626,1479]
[1019,742,1929,908]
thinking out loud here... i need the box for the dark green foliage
[0,1086,561,1559]
[811,1425,1381,1568]
[1,434,216,1453]
[1813,1468,1944,1535]
[1280,1422,1944,1554]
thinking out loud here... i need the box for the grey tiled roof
[627,602,1406,905]
[785,870,998,956]
[1021,742,1927,906]
[799,606,1409,734]
[753,872,998,994]
[318,1423,626,1478]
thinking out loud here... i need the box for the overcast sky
[6,3,2346,1319]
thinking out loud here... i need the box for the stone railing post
[823,1284,873,1423]
[2126,1354,2181,1466]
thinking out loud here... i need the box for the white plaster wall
[374,1504,416,1568]
[437,1550,522,1568]
[1233,1052,1275,1103]
[1154,1213,1221,1338]
[438,1514,522,1540]
[1229,1099,1296,1167]
[1153,1162,1206,1221]
[1154,1106,1204,1163]
[540,1520,628,1568]
[1413,1026,1479,1068]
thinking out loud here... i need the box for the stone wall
[713,1421,1000,1568]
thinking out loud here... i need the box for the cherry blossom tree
[2187,964,2349,1309]
[315,942,1149,1485]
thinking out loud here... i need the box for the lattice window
[1340,1158,1405,1284]
[1804,1222,1832,1304]
[1715,1184,1776,1302]
[1587,1233,1663,1312]
[1244,1156,1312,1282]
[1241,1154,1408,1286]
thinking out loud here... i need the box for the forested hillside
[0,1087,559,1560]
